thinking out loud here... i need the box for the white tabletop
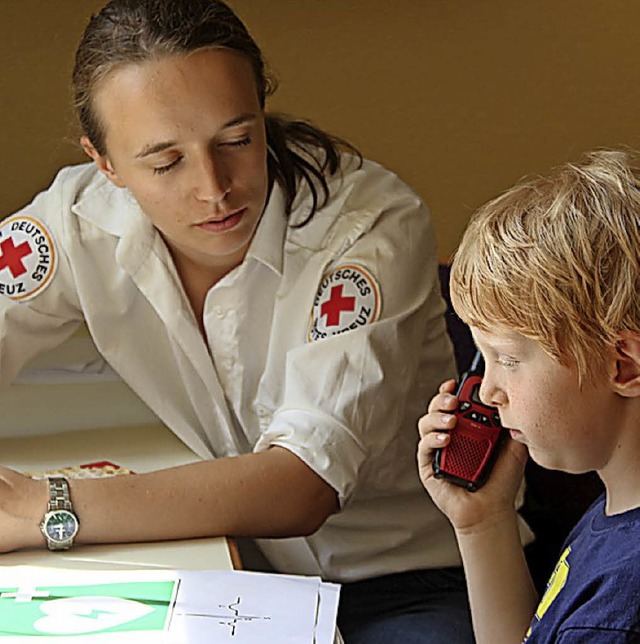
[0,424,236,571]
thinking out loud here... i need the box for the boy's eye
[153,157,182,175]
[497,356,519,368]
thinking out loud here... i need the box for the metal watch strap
[47,477,73,512]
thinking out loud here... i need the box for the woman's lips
[197,207,246,233]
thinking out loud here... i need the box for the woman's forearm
[17,446,338,549]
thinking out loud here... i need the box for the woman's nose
[194,153,230,203]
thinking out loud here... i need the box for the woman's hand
[417,379,529,534]
[0,466,48,552]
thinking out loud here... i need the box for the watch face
[43,510,79,543]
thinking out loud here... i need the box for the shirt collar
[245,181,287,275]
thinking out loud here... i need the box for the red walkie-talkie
[433,351,506,491]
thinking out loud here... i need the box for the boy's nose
[479,372,504,408]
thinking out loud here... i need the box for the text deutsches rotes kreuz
[0,217,56,300]
[308,265,380,341]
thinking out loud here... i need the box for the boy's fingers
[428,431,450,449]
[418,411,456,438]
[418,379,459,439]
[417,434,449,469]
[427,392,458,414]
[438,379,457,394]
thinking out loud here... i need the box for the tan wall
[1,1,639,258]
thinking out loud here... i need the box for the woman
[0,1,470,640]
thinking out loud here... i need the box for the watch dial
[45,510,78,542]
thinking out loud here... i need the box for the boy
[418,149,640,642]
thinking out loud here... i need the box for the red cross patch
[0,215,57,301]
[309,264,381,341]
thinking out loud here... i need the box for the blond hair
[450,149,640,382]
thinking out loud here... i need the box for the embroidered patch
[0,216,57,301]
[309,264,381,341]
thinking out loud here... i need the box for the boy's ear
[612,332,640,397]
[80,135,125,188]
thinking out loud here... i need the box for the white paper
[314,581,341,644]
[173,570,318,643]
[0,566,339,643]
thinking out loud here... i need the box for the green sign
[0,580,175,637]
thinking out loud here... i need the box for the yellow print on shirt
[524,547,571,640]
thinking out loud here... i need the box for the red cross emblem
[0,237,32,278]
[320,285,356,326]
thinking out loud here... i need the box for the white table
[0,424,237,571]
[0,424,346,643]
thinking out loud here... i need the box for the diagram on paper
[177,596,271,637]
[174,569,323,643]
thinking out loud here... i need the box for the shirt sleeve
[254,169,456,506]
[0,170,85,389]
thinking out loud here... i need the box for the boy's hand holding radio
[417,377,527,534]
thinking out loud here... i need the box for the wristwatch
[40,477,80,550]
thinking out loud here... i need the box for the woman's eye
[222,136,252,149]
[153,157,182,175]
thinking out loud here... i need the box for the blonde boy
[418,149,640,643]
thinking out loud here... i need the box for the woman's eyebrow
[134,114,258,160]
[135,140,176,159]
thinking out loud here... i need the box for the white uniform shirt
[0,157,465,582]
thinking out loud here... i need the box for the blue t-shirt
[524,493,640,642]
